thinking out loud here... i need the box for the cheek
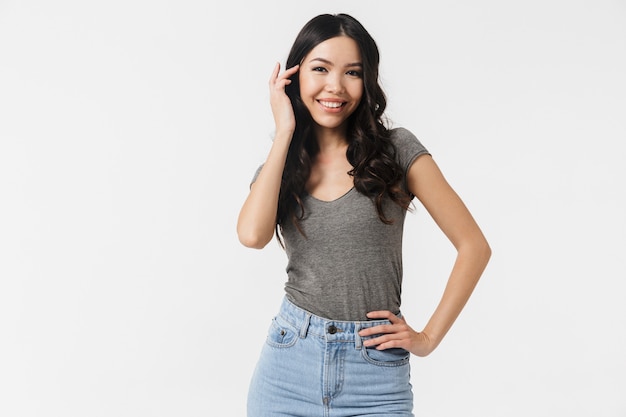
[351,86,364,105]
[349,80,364,99]
[298,75,317,97]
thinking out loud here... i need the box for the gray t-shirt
[252,127,429,320]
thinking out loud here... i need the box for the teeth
[319,100,343,108]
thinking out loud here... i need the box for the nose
[325,72,345,94]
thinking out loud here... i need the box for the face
[298,36,364,136]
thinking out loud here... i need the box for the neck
[313,125,349,152]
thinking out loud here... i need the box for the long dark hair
[277,13,411,242]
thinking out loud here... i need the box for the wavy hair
[277,13,411,242]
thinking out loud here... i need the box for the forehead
[304,36,361,64]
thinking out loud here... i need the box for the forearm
[422,238,491,349]
[236,131,292,248]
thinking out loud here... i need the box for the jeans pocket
[361,346,410,367]
[265,316,299,348]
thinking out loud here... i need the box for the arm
[360,154,491,356]
[236,63,299,249]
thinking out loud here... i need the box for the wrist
[273,129,294,143]
[421,328,443,351]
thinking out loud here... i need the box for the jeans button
[328,325,337,334]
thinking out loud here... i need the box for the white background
[1,1,625,416]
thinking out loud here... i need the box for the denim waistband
[277,297,400,349]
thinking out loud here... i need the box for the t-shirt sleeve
[250,164,264,187]
[389,127,430,194]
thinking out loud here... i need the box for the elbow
[236,214,274,249]
[239,237,269,250]
[479,238,492,266]
[237,228,272,249]
[459,235,492,267]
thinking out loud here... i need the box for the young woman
[237,13,491,416]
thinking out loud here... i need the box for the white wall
[1,1,624,416]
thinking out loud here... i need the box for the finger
[361,333,393,347]
[358,323,395,337]
[270,64,299,94]
[375,339,406,351]
[269,62,281,85]
[366,310,403,324]
[363,333,409,349]
[273,63,298,77]
[283,64,300,76]
[275,64,299,86]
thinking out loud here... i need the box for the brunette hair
[277,13,411,242]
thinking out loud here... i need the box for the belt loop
[299,313,311,338]
[355,323,362,350]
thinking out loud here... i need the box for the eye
[346,70,362,77]
[312,66,327,72]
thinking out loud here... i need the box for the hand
[269,62,299,135]
[359,311,437,357]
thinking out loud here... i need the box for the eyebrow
[308,57,363,67]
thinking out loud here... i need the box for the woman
[237,13,491,416]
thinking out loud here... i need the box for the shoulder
[388,127,426,150]
[387,127,430,171]
[389,126,416,141]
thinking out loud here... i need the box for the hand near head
[358,311,437,357]
[269,62,299,136]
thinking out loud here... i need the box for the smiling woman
[236,13,491,417]
[298,36,364,132]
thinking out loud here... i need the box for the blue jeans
[247,297,414,416]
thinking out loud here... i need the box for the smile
[318,100,346,109]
